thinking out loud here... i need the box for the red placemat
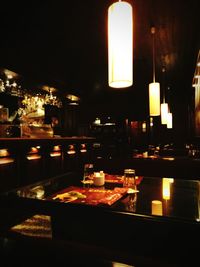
[105,174,143,186]
[50,186,128,206]
[105,174,124,184]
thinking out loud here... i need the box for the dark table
[0,172,199,266]
[94,155,200,178]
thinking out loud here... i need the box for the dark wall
[0,93,19,117]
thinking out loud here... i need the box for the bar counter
[0,136,95,192]
[0,136,95,145]
[0,172,199,266]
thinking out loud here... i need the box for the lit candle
[151,200,163,216]
[94,172,100,177]
[93,171,105,186]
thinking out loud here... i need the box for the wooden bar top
[0,136,95,146]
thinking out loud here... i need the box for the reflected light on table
[162,178,174,200]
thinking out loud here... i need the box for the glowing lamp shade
[167,112,173,129]
[149,82,160,116]
[161,103,169,124]
[108,1,133,88]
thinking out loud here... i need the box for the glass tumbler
[83,163,94,182]
[123,169,136,189]
[123,168,137,208]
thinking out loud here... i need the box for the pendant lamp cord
[151,27,156,83]
[162,66,166,103]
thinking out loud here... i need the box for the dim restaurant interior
[0,1,199,266]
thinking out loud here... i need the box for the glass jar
[83,163,94,181]
[123,169,136,189]
[123,168,137,208]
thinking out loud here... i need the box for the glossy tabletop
[1,171,200,266]
[2,172,200,224]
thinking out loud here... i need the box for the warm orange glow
[162,157,175,161]
[30,147,39,153]
[142,122,146,132]
[0,157,14,164]
[53,145,61,151]
[80,144,87,153]
[67,150,76,155]
[27,155,42,160]
[50,152,61,157]
[0,149,10,157]
[149,82,160,116]
[151,200,163,216]
[67,145,76,155]
[108,1,133,88]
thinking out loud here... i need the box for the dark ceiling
[0,0,199,120]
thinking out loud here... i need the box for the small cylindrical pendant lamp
[149,82,160,116]
[149,27,160,116]
[161,103,169,124]
[108,1,133,88]
[167,112,173,129]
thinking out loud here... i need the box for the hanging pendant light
[166,86,173,129]
[108,0,133,88]
[161,67,169,124]
[161,102,169,124]
[149,27,160,116]
[167,112,173,129]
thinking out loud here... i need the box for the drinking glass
[123,169,137,207]
[82,163,94,185]
[123,169,136,189]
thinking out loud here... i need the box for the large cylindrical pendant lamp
[108,1,133,88]
[161,102,169,124]
[149,82,160,116]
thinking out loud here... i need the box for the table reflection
[3,173,199,223]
